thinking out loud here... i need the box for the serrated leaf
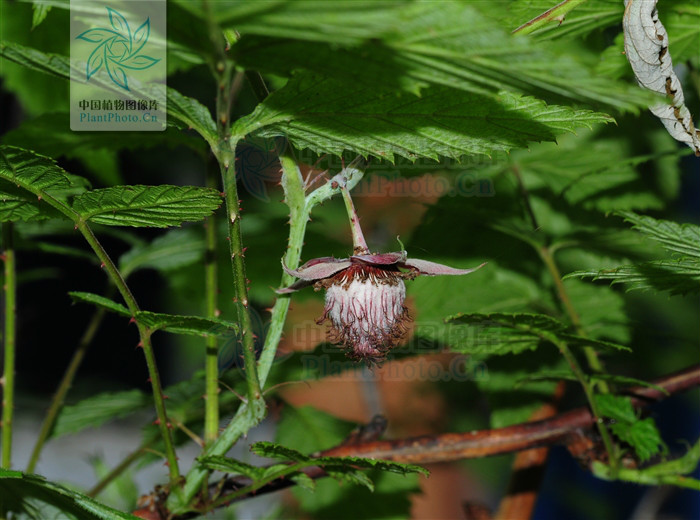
[119,227,205,278]
[445,312,565,355]
[570,259,700,295]
[250,442,310,463]
[446,312,629,356]
[165,87,217,147]
[51,389,149,439]
[68,291,130,317]
[317,456,429,478]
[0,145,84,222]
[0,469,135,520]
[618,211,700,259]
[72,185,222,228]
[569,213,700,295]
[594,394,665,462]
[232,73,612,161]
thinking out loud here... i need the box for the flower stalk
[1,222,16,469]
[204,165,220,447]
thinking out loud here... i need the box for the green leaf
[69,291,240,337]
[0,469,137,520]
[0,41,217,146]
[570,260,700,295]
[226,1,647,111]
[68,291,130,317]
[446,312,630,356]
[31,2,52,29]
[0,145,85,222]
[290,472,316,491]
[216,1,408,45]
[516,132,689,213]
[276,405,355,455]
[135,311,239,337]
[0,40,70,81]
[165,87,218,148]
[52,390,150,439]
[232,73,613,161]
[119,228,206,278]
[617,211,700,260]
[590,374,669,395]
[445,312,565,355]
[594,394,665,462]
[568,213,700,295]
[72,185,222,228]
[1,113,207,159]
[316,456,429,478]
[250,442,310,463]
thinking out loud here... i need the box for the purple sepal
[352,251,407,265]
[281,258,352,281]
[403,258,486,276]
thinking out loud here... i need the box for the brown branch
[155,365,700,520]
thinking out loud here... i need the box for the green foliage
[233,74,613,161]
[594,394,666,462]
[119,228,206,278]
[0,146,221,229]
[72,185,222,228]
[570,213,700,294]
[0,469,136,520]
[52,390,149,439]
[225,0,648,111]
[0,145,84,222]
[198,440,427,498]
[69,291,240,337]
[446,312,630,355]
[276,405,356,455]
[1,0,698,518]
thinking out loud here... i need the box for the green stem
[510,165,616,473]
[26,297,109,473]
[216,67,261,404]
[538,246,608,382]
[511,165,607,387]
[204,171,220,447]
[257,150,305,383]
[76,223,181,489]
[1,222,16,469]
[547,334,619,475]
[340,184,369,253]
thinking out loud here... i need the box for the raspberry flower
[277,176,484,363]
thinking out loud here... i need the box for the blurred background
[1,1,699,519]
